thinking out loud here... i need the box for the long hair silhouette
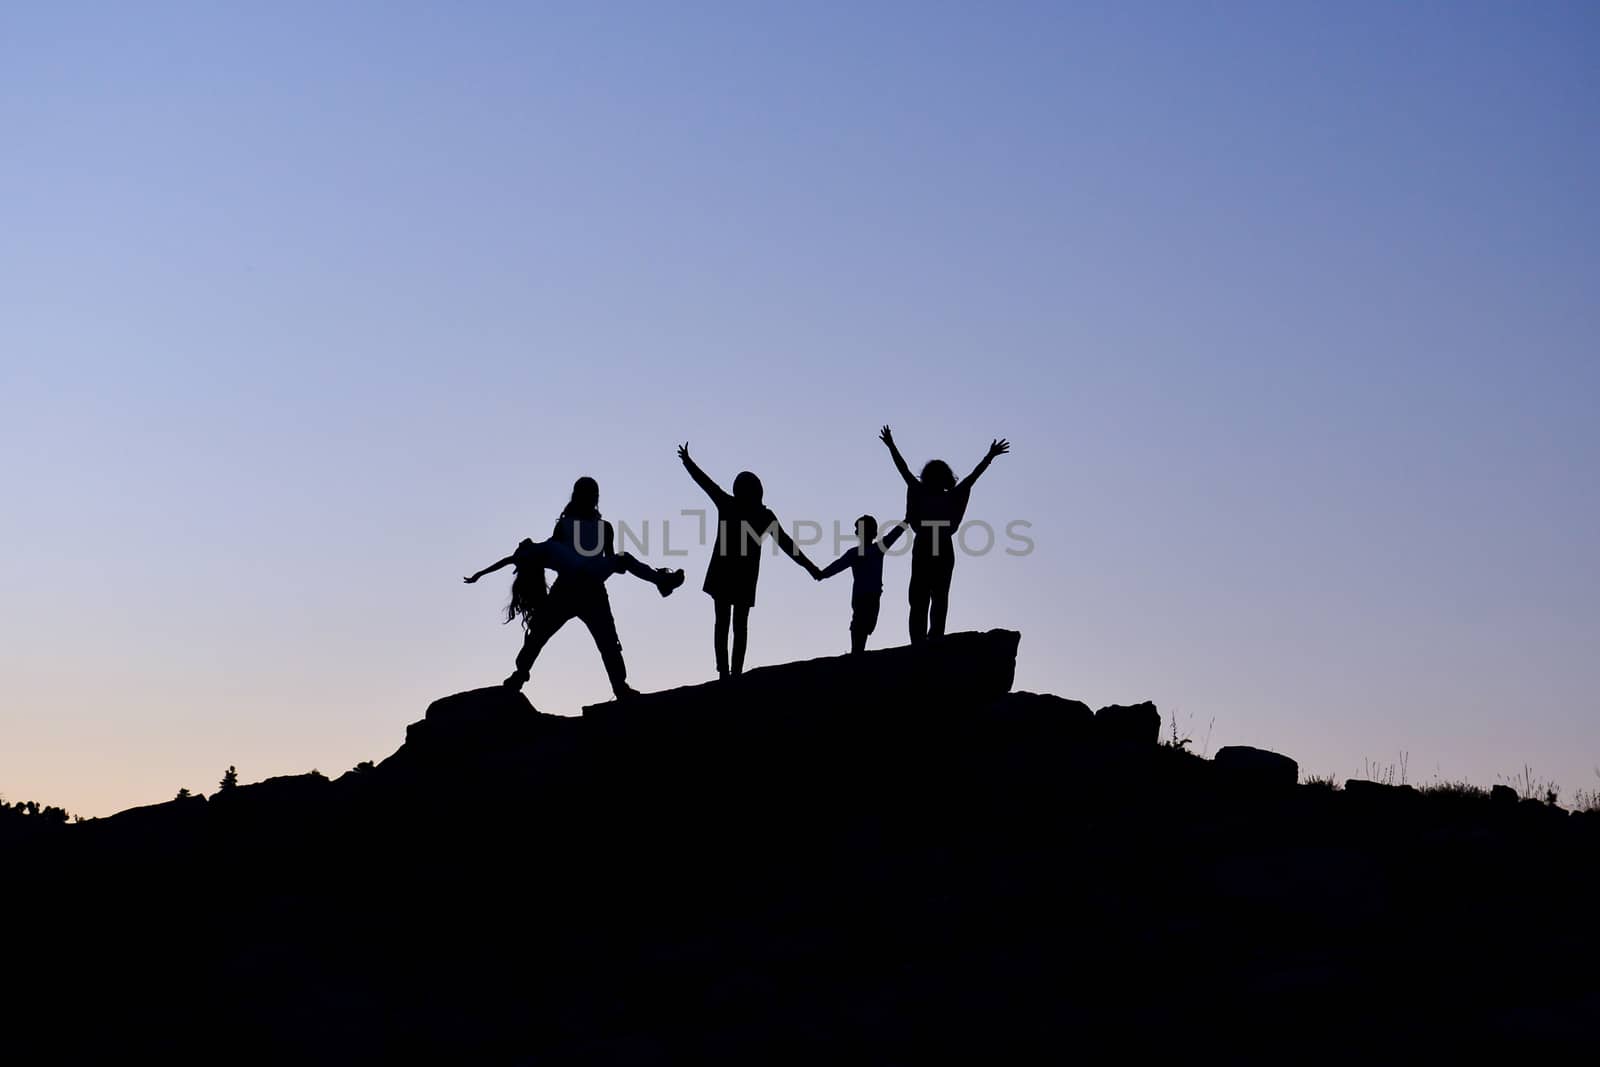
[919,460,955,491]
[505,562,548,629]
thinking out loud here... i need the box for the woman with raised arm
[879,425,1009,643]
[678,443,821,678]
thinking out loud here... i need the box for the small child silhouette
[815,514,906,653]
[879,426,1009,642]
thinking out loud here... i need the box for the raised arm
[879,425,916,488]
[678,442,729,505]
[770,518,821,578]
[879,521,907,550]
[956,438,1010,494]
[463,554,515,584]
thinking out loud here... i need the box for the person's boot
[612,682,640,699]
[656,568,685,597]
[503,669,530,690]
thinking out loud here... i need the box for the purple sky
[3,2,1596,815]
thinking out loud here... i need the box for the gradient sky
[4,2,1596,817]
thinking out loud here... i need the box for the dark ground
[6,630,1596,1061]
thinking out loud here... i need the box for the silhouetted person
[468,477,684,699]
[815,514,906,653]
[678,443,821,678]
[879,426,1009,643]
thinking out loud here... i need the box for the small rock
[1214,745,1299,790]
[425,686,537,732]
[989,691,1094,734]
[1093,702,1160,746]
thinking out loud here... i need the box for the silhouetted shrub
[1573,770,1600,814]
[1419,778,1488,801]
[1,798,72,824]
[218,766,238,793]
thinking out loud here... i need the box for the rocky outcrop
[397,685,578,754]
[582,628,1021,729]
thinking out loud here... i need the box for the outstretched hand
[677,442,691,463]
[463,574,479,584]
[879,425,894,447]
[987,438,1010,459]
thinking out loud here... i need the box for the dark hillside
[6,630,1596,1060]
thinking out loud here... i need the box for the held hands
[987,438,1010,460]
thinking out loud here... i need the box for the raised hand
[463,574,479,584]
[988,438,1010,459]
[881,425,915,485]
[677,442,691,463]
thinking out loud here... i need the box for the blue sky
[3,2,1596,815]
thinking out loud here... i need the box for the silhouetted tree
[218,766,238,793]
[175,788,192,801]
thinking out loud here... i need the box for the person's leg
[576,592,634,698]
[713,599,731,677]
[614,552,685,596]
[614,551,652,580]
[907,557,931,644]
[507,601,573,688]
[850,597,879,653]
[731,604,751,675]
[929,557,954,639]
